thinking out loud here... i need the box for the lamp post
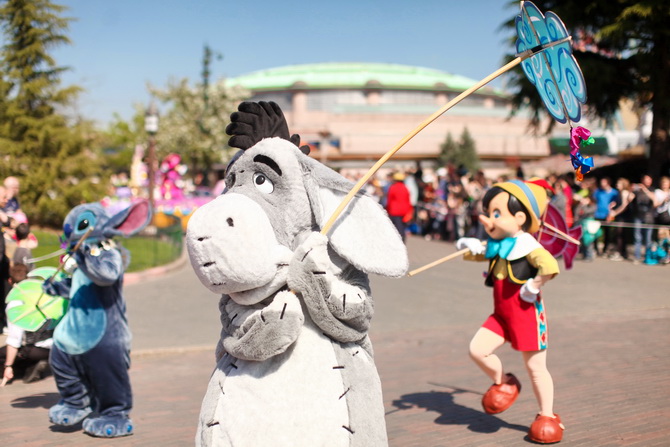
[145,102,159,211]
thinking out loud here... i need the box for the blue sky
[51,0,520,126]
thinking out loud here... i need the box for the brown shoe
[528,413,565,444]
[481,373,521,414]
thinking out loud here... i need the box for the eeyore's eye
[253,172,274,194]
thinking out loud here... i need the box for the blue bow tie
[485,237,517,260]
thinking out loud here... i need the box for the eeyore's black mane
[226,101,310,155]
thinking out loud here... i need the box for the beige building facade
[227,62,550,175]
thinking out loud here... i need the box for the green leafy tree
[149,46,249,174]
[97,110,146,173]
[0,0,108,227]
[439,127,480,173]
[502,1,670,179]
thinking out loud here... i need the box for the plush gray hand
[219,292,304,361]
[288,232,373,343]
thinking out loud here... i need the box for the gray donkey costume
[187,102,408,446]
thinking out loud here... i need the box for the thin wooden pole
[319,37,571,236]
[408,247,473,277]
[320,57,524,235]
[542,222,581,246]
[35,227,95,309]
[407,221,580,277]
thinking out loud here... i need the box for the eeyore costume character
[43,201,151,437]
[187,102,408,446]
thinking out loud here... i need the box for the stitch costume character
[43,201,151,438]
[186,102,408,446]
[456,179,564,444]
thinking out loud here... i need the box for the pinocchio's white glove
[520,279,540,303]
[456,237,485,255]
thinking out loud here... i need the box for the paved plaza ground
[1,236,668,446]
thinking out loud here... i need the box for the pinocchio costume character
[456,179,565,444]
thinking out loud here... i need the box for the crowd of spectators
[351,164,670,265]
[0,176,52,385]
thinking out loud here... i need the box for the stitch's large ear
[103,200,153,238]
[300,158,408,277]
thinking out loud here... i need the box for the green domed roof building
[226,62,549,174]
[228,62,504,96]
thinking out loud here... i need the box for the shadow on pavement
[10,392,60,409]
[48,423,84,433]
[391,389,528,435]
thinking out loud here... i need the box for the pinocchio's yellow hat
[492,178,548,233]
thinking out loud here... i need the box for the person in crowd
[593,178,619,256]
[550,178,569,226]
[364,176,384,204]
[654,176,670,226]
[656,227,670,264]
[465,170,490,240]
[0,186,10,331]
[385,172,413,243]
[404,168,420,209]
[0,185,11,228]
[574,192,599,262]
[3,176,21,214]
[445,176,468,242]
[557,174,575,227]
[435,167,449,202]
[608,178,635,261]
[631,175,657,264]
[12,223,34,271]
[1,263,53,386]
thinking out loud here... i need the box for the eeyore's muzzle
[186,193,283,295]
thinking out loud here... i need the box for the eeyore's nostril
[203,262,215,267]
[197,236,210,242]
[226,217,234,227]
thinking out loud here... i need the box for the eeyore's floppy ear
[103,200,152,238]
[300,157,408,277]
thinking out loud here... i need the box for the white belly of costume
[199,318,351,447]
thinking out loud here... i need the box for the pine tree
[457,127,480,173]
[438,128,480,173]
[438,132,458,167]
[0,0,107,227]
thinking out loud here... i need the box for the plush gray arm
[287,232,373,345]
[217,292,304,362]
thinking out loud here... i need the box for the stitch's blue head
[61,201,152,250]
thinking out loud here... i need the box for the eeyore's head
[186,101,408,304]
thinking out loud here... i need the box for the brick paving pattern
[1,236,668,446]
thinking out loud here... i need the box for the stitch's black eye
[74,210,97,235]
[253,172,274,194]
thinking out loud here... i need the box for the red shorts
[483,278,548,351]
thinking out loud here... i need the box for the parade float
[104,147,213,230]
